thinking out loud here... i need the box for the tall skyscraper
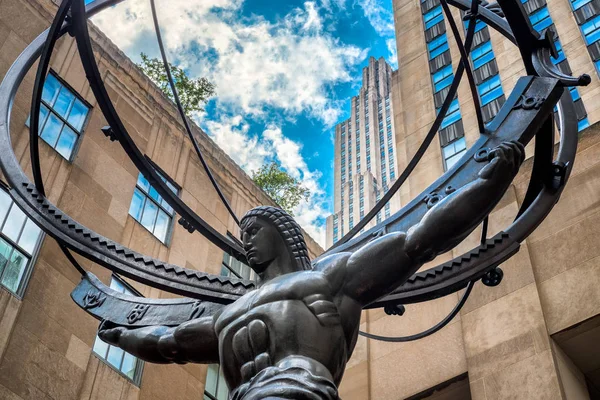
[325,57,401,248]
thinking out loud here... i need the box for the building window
[529,7,553,31]
[92,276,143,383]
[333,214,339,243]
[221,252,256,281]
[205,364,229,399]
[442,137,467,170]
[32,72,90,160]
[472,41,495,69]
[524,2,589,130]
[571,2,600,74]
[129,172,179,244]
[0,186,43,297]
[428,33,449,60]
[478,75,503,105]
[460,14,506,123]
[432,64,454,92]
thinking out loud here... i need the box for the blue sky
[91,0,397,246]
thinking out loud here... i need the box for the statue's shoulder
[312,252,352,293]
[311,252,352,273]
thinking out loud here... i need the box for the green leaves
[138,53,215,115]
[251,162,310,216]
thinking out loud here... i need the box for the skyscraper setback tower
[325,57,401,248]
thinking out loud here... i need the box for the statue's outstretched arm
[404,140,524,261]
[342,141,524,306]
[98,316,219,364]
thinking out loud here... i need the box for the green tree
[137,53,215,115]
[252,162,310,216]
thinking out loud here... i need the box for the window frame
[424,5,444,29]
[128,159,181,245]
[221,250,256,281]
[529,7,553,31]
[432,65,454,92]
[0,181,45,299]
[442,136,468,171]
[438,98,462,129]
[478,75,504,105]
[582,14,600,45]
[471,41,495,69]
[30,70,93,162]
[428,33,450,59]
[571,0,593,10]
[464,19,487,33]
[204,364,230,399]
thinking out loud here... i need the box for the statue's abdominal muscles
[215,274,349,389]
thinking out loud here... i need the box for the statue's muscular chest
[215,270,340,335]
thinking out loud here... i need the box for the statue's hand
[479,141,525,181]
[98,322,126,346]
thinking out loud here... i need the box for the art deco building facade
[0,1,323,399]
[333,0,600,397]
[325,57,401,248]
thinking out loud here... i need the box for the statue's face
[241,217,284,273]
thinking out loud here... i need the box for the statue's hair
[240,206,312,271]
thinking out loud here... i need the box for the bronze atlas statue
[0,0,590,398]
[99,142,523,399]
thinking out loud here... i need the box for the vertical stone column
[0,290,22,363]
[366,295,468,399]
[460,185,563,399]
[339,314,371,400]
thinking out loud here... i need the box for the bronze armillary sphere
[0,0,589,398]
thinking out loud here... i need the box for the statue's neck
[257,253,295,285]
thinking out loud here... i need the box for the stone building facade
[0,0,324,399]
[334,0,600,397]
[325,57,402,248]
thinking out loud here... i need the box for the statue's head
[240,206,311,275]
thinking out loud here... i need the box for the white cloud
[202,116,328,246]
[320,0,348,12]
[356,0,395,36]
[203,115,270,173]
[90,0,358,246]
[92,0,366,126]
[386,38,398,69]
[356,0,397,65]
